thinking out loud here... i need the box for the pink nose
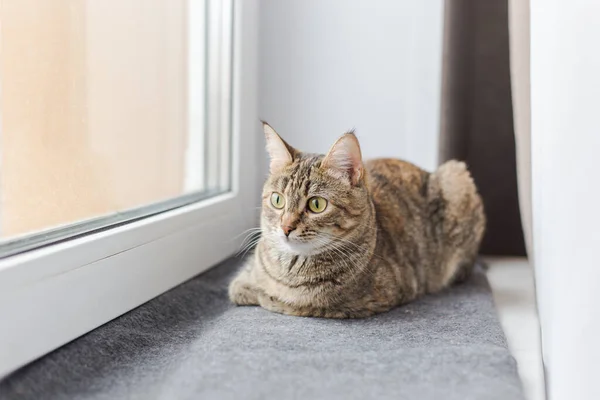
[282,225,296,237]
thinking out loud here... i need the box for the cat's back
[364,158,430,246]
[364,158,429,200]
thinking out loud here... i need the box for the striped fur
[229,125,486,318]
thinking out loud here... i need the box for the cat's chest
[256,250,349,305]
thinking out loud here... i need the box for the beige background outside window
[0,0,195,239]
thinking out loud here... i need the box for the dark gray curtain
[440,0,525,256]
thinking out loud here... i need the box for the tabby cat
[229,122,485,318]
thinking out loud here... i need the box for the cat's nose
[282,225,296,237]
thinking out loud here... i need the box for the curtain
[440,0,525,256]
[508,0,533,259]
[510,1,600,399]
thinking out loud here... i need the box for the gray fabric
[0,258,524,400]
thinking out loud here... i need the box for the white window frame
[0,0,260,378]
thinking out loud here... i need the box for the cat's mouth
[276,233,331,256]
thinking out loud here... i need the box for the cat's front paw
[228,276,259,306]
[257,294,317,317]
[257,294,376,319]
[258,293,293,315]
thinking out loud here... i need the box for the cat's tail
[428,160,486,284]
[429,160,485,242]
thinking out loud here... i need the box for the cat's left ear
[322,132,364,185]
[263,121,297,174]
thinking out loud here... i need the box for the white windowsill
[486,257,546,400]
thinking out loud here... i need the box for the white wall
[531,1,600,399]
[259,0,444,173]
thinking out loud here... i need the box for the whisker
[233,227,262,238]
[317,231,385,261]
[238,242,260,259]
[236,235,262,258]
[238,232,262,254]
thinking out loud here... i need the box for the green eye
[308,196,328,213]
[270,192,285,209]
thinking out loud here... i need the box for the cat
[228,122,486,318]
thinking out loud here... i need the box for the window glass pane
[0,0,232,249]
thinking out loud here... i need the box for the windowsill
[485,257,545,400]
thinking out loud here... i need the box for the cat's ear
[263,121,296,174]
[322,132,364,185]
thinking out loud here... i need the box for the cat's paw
[258,293,293,315]
[257,294,316,317]
[257,294,379,319]
[228,277,259,306]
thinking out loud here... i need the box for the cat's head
[260,122,372,256]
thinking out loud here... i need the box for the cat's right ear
[322,132,364,185]
[263,121,295,174]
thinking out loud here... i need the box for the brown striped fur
[229,123,485,318]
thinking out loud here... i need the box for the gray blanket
[0,258,524,400]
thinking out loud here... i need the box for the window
[0,0,233,255]
[0,0,259,377]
